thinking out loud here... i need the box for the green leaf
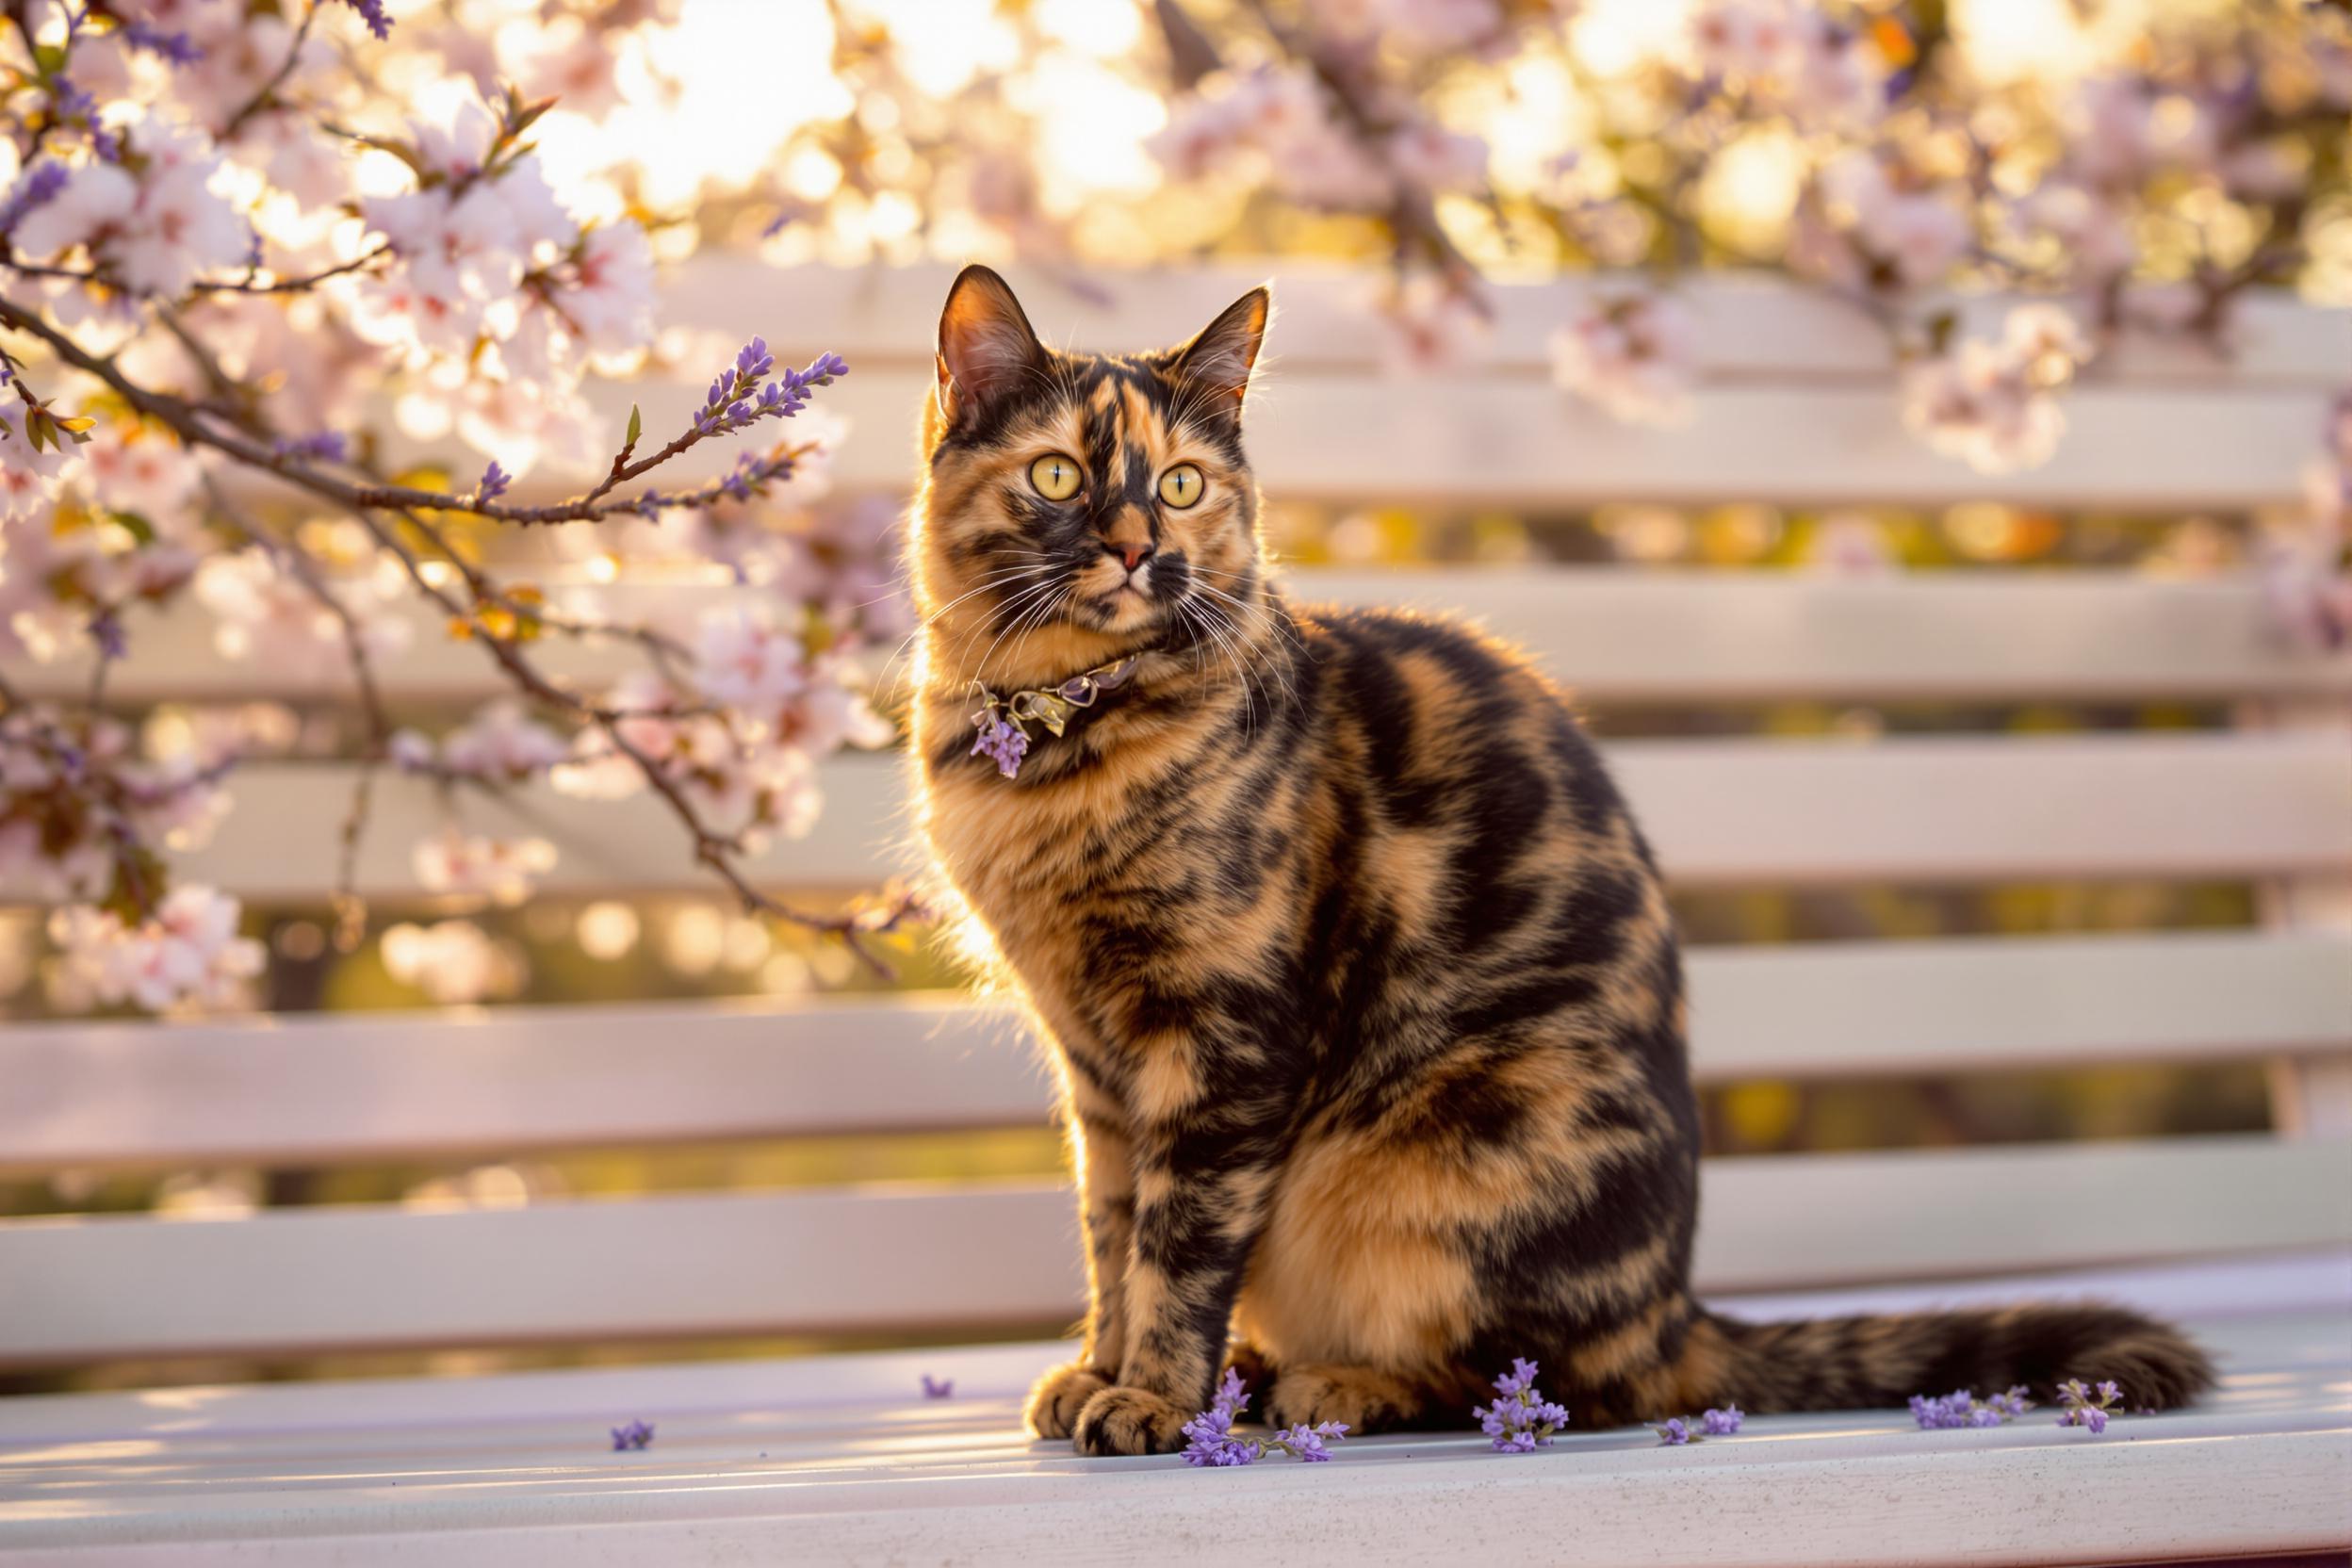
[113,512,157,546]
[626,403,642,448]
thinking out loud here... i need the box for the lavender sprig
[335,0,394,39]
[2054,1379,2123,1435]
[272,432,348,464]
[1474,1358,1570,1452]
[121,22,204,63]
[693,341,848,436]
[1909,1386,2033,1429]
[609,1419,655,1451]
[0,164,68,241]
[1181,1369,1348,1467]
[1655,1404,1742,1445]
[476,459,512,504]
[921,1375,954,1399]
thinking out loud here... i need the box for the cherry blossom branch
[1,291,837,527]
[218,0,325,138]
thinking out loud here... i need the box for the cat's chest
[917,714,1205,952]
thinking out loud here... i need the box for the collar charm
[967,656,1139,780]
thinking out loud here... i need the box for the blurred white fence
[1,265,2348,1368]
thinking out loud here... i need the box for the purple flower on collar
[1700,1405,1743,1436]
[921,1375,954,1399]
[1657,1416,1691,1446]
[610,1419,654,1451]
[972,710,1028,778]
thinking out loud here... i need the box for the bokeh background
[3,0,2347,1393]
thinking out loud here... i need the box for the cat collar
[967,655,1141,780]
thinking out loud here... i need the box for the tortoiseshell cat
[907,266,2212,1457]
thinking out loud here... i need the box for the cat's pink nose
[1109,541,1155,573]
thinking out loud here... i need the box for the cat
[906,264,2213,1457]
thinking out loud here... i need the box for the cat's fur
[907,265,2213,1457]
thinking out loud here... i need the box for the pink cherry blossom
[49,886,264,1012]
[1550,290,1701,427]
[413,826,559,905]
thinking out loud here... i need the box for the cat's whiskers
[954,575,1069,679]
[881,561,1057,700]
[1181,576,1300,715]
[969,576,1081,693]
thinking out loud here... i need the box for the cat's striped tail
[1684,1299,2214,1415]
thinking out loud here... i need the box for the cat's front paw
[1266,1362,1420,1434]
[1072,1384,1189,1456]
[1025,1361,1110,1440]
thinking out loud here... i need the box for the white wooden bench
[3,266,2350,1563]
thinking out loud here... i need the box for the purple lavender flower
[610,1419,655,1451]
[0,164,67,239]
[476,459,512,503]
[1700,1405,1743,1437]
[1271,1421,1348,1462]
[971,711,1028,779]
[921,1375,954,1399]
[88,612,125,662]
[1911,1386,2033,1430]
[1473,1357,1569,1452]
[1181,1368,1258,1467]
[121,21,204,63]
[693,346,848,436]
[2055,1379,2122,1435]
[335,0,394,39]
[1181,1370,1347,1468]
[272,432,349,465]
[1984,1386,2032,1421]
[1657,1417,1690,1446]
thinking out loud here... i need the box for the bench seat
[4,1250,2344,1566]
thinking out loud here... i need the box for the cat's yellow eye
[1029,453,1083,501]
[1158,463,1205,509]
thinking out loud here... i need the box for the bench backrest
[2,265,2347,1369]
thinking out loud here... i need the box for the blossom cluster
[48,886,263,1012]
[1144,0,2348,475]
[1181,1369,1349,1467]
[1902,306,2093,476]
[1551,293,1703,429]
[1909,1386,2034,1430]
[0,0,888,1014]
[1473,1357,1569,1452]
[2262,392,2352,653]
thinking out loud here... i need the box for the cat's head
[912,265,1270,686]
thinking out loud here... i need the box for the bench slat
[690,260,2352,387]
[19,573,2350,707]
[566,364,2330,508]
[157,731,2352,901]
[1,1135,2342,1364]
[7,931,2345,1171]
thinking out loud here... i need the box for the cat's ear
[937,265,1045,433]
[1172,286,1270,417]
